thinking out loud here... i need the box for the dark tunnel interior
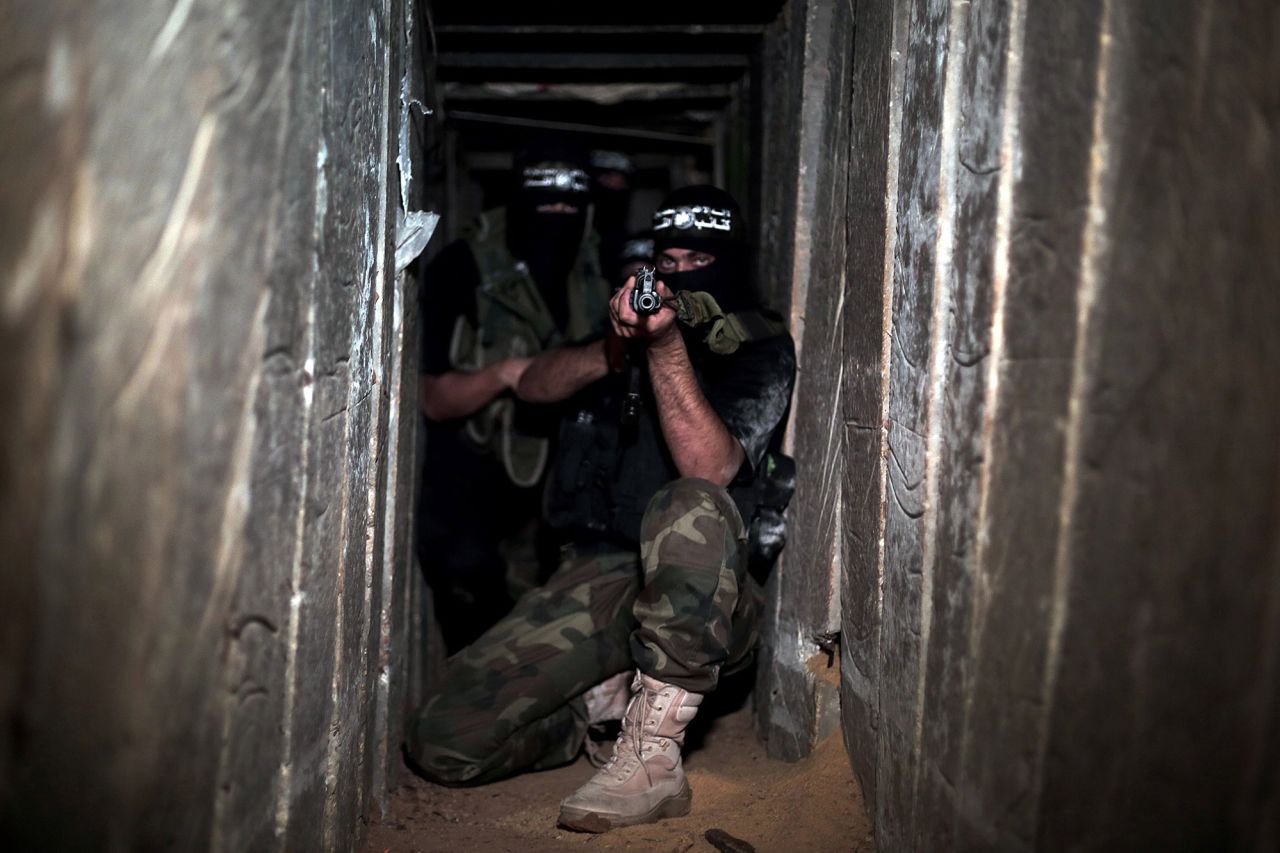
[1,1,1277,851]
[422,3,783,289]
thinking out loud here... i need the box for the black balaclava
[589,152,634,233]
[618,232,654,266]
[507,138,592,329]
[590,150,635,283]
[651,185,754,313]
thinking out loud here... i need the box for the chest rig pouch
[450,209,612,487]
[545,371,679,545]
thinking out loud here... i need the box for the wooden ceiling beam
[440,82,733,103]
[436,53,750,71]
[434,24,766,36]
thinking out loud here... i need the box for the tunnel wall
[0,0,423,849]
[753,0,858,759]
[759,0,1280,849]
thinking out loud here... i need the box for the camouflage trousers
[405,477,761,786]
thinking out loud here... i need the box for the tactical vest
[449,208,612,487]
[546,310,794,551]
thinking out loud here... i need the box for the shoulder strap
[566,229,612,341]
[464,210,559,346]
[673,290,789,354]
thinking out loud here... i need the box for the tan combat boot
[559,673,703,833]
[581,671,632,768]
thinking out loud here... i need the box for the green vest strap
[469,241,560,348]
[451,209,612,487]
[673,290,788,354]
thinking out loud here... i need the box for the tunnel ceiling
[430,2,783,155]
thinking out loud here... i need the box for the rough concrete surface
[0,1,422,849]
[810,0,1280,849]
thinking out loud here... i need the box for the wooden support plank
[374,265,416,806]
[751,0,807,316]
[432,1,782,28]
[356,0,402,830]
[210,3,319,849]
[318,2,395,847]
[752,0,806,748]
[435,24,768,36]
[278,3,398,850]
[436,52,750,71]
[951,1,1105,848]
[754,0,856,762]
[280,217,350,850]
[374,0,429,809]
[447,111,713,148]
[911,0,1013,848]
[442,82,732,100]
[874,0,950,848]
[839,0,911,816]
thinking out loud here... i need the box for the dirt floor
[363,688,874,853]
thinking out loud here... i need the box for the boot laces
[604,684,663,785]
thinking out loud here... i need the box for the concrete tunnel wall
[755,0,1280,850]
[3,0,1279,851]
[1,0,427,849]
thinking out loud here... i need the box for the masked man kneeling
[405,186,797,833]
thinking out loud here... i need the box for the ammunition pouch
[544,406,619,539]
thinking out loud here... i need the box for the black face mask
[657,250,751,314]
[508,204,586,269]
[650,184,753,314]
[506,199,586,330]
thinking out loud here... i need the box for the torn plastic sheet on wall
[394,1,437,275]
[395,209,439,273]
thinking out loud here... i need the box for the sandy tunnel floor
[363,689,874,853]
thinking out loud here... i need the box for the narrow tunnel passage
[2,1,1277,851]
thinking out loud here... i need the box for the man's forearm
[516,340,611,403]
[419,363,511,422]
[646,334,744,486]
